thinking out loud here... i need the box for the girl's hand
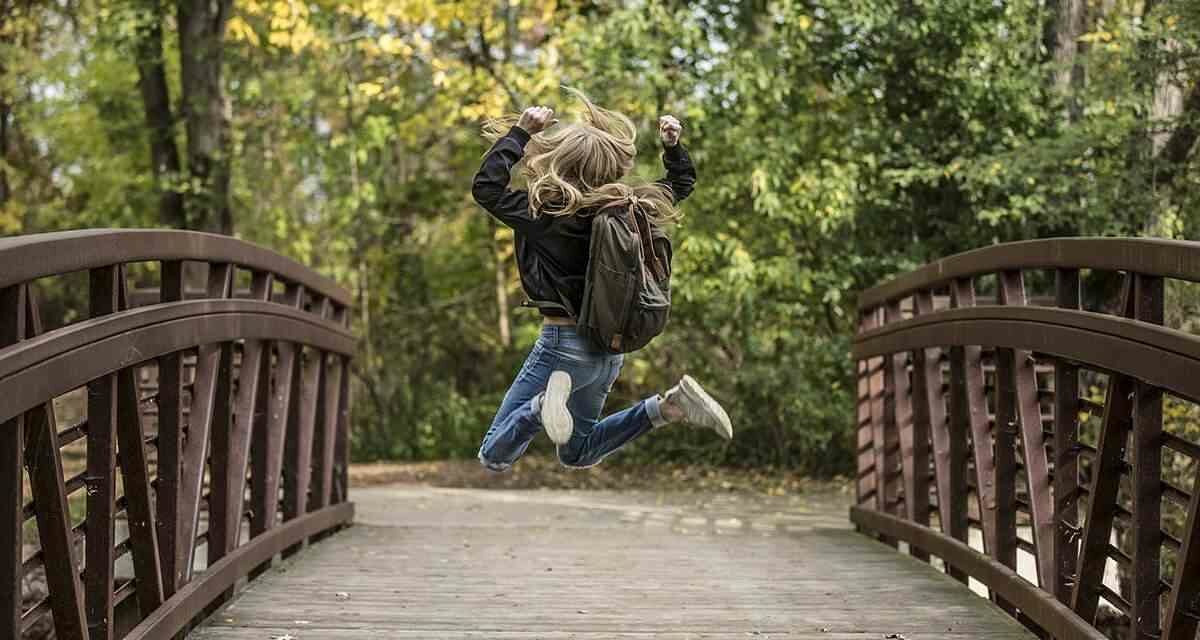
[659,115,682,147]
[517,105,557,135]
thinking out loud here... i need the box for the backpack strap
[625,197,668,281]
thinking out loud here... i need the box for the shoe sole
[542,371,574,445]
[680,375,733,440]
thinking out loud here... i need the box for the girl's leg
[556,356,670,468]
[477,339,556,471]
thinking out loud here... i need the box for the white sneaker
[541,370,574,445]
[663,375,733,440]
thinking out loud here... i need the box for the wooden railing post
[1130,274,1164,640]
[156,260,185,597]
[24,289,89,639]
[948,277,986,584]
[86,266,121,640]
[1072,274,1137,624]
[912,291,950,544]
[1163,461,1200,640]
[997,269,1055,592]
[1053,268,1081,606]
[0,284,26,639]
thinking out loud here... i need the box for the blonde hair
[483,88,680,223]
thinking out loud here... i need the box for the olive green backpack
[576,202,673,354]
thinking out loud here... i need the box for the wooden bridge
[1,230,1198,640]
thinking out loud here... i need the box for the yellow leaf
[227,16,261,46]
[357,82,384,97]
[798,15,812,30]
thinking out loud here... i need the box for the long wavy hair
[483,88,680,223]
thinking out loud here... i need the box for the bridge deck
[192,484,1033,639]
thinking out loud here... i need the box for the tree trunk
[134,0,187,229]
[0,0,11,211]
[1050,0,1087,120]
[490,218,512,348]
[177,0,233,235]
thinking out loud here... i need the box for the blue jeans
[478,325,667,471]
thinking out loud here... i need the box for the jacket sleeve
[657,143,697,204]
[471,126,538,231]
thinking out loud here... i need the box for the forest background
[3,0,1200,475]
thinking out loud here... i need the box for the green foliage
[4,0,1200,476]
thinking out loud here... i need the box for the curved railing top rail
[0,229,352,307]
[858,236,1200,309]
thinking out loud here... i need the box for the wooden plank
[191,487,1037,640]
[1129,274,1163,640]
[156,260,185,596]
[85,266,119,640]
[1072,275,1136,624]
[1162,460,1200,640]
[210,271,274,566]
[311,354,343,511]
[23,288,89,639]
[251,284,305,541]
[998,270,1055,591]
[1053,268,1081,605]
[0,284,26,639]
[176,263,235,584]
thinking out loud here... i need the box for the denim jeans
[478,325,667,471]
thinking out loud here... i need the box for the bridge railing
[0,230,356,639]
[852,238,1200,640]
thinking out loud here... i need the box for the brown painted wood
[864,305,898,547]
[333,355,351,504]
[886,300,929,561]
[176,263,235,584]
[1072,275,1136,624]
[1162,460,1200,640]
[991,318,1019,615]
[311,354,343,511]
[912,291,950,537]
[85,267,120,640]
[282,344,325,550]
[114,271,165,615]
[156,260,185,597]
[0,284,26,639]
[210,271,274,566]
[943,280,973,585]
[23,289,89,639]
[950,279,994,552]
[856,311,876,508]
[251,283,305,542]
[1053,268,1081,605]
[884,302,913,521]
[997,269,1056,591]
[1130,274,1164,640]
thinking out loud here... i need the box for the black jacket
[471,126,697,317]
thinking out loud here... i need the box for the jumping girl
[472,90,733,472]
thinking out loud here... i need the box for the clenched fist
[518,105,558,135]
[659,115,682,147]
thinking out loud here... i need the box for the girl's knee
[477,448,511,472]
[557,445,591,468]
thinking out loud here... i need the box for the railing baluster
[1054,268,1081,605]
[912,291,947,538]
[1130,274,1164,640]
[312,352,343,512]
[949,277,990,584]
[1162,459,1200,640]
[1072,274,1136,624]
[114,272,164,615]
[24,288,89,639]
[85,267,120,640]
[997,269,1056,592]
[209,271,274,570]
[156,260,185,596]
[856,311,876,509]
[0,284,26,639]
[992,281,1019,614]
[283,298,330,554]
[176,262,235,585]
[865,306,898,547]
[886,301,928,560]
[333,353,352,505]
[251,282,304,569]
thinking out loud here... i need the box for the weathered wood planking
[192,486,1034,640]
